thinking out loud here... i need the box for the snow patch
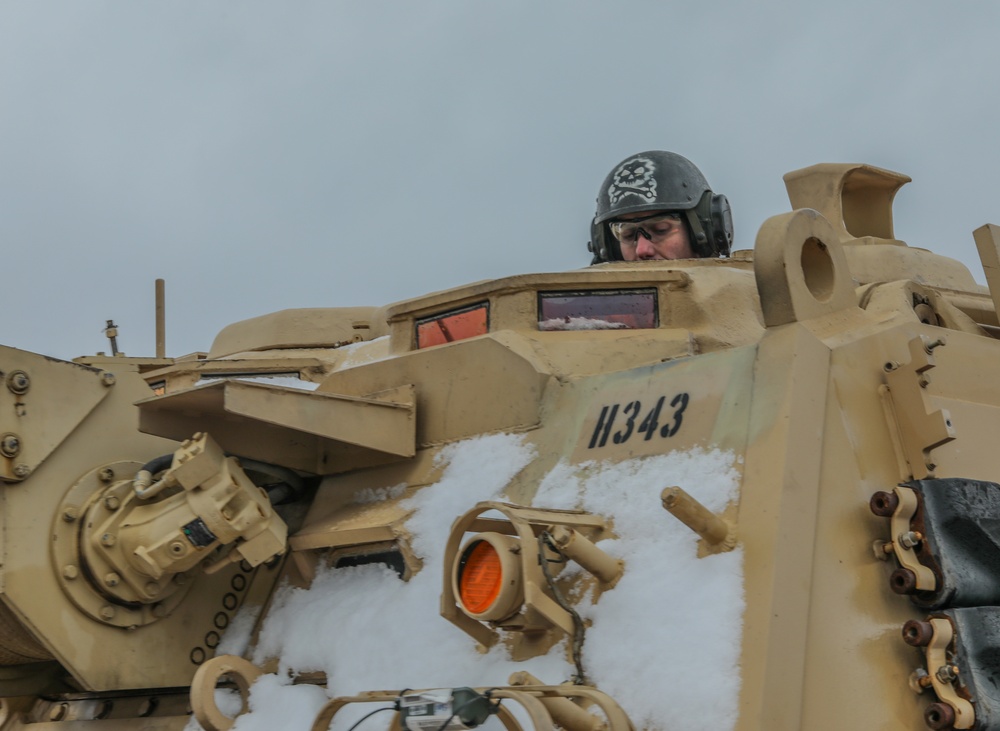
[195,436,744,731]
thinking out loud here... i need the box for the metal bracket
[881,336,956,479]
[923,617,975,730]
[888,486,936,592]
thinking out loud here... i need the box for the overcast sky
[3,2,999,360]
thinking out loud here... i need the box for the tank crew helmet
[588,150,734,263]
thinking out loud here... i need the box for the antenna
[104,320,120,356]
[155,279,166,358]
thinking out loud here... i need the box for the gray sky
[3,2,999,360]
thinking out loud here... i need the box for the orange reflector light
[458,541,503,614]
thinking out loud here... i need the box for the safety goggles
[608,212,684,246]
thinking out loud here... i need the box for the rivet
[100,605,115,620]
[104,495,120,511]
[101,372,116,387]
[12,464,30,478]
[62,565,78,580]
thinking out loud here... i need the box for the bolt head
[145,582,160,596]
[6,371,29,395]
[99,605,115,620]
[62,565,78,580]
[0,434,20,458]
[98,467,115,483]
[100,533,116,547]
[101,372,116,387]
[104,573,120,587]
[104,495,121,510]
[12,464,30,478]
[62,506,79,522]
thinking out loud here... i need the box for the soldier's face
[612,211,695,261]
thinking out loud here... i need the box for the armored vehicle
[2,162,1000,731]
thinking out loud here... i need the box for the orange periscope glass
[458,541,503,614]
[416,303,489,349]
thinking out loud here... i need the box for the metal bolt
[98,467,115,483]
[145,582,159,596]
[62,506,79,523]
[104,573,120,588]
[62,565,78,580]
[925,338,946,353]
[890,567,918,595]
[103,495,120,510]
[925,702,956,730]
[6,371,29,395]
[869,490,899,517]
[12,464,30,478]
[908,668,932,693]
[0,434,20,458]
[169,541,186,555]
[101,372,116,387]
[902,620,935,647]
[100,605,115,620]
[883,361,899,372]
[935,664,960,684]
[898,531,923,549]
[872,540,893,560]
[100,533,116,547]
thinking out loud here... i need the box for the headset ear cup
[589,221,623,263]
[710,194,734,256]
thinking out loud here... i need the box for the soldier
[588,151,734,263]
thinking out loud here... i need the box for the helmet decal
[607,156,658,205]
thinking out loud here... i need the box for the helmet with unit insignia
[588,150,733,263]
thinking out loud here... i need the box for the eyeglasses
[609,213,683,247]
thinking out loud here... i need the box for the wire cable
[538,531,587,685]
[344,705,397,731]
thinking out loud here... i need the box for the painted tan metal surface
[2,160,1000,730]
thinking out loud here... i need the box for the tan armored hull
[2,163,999,731]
